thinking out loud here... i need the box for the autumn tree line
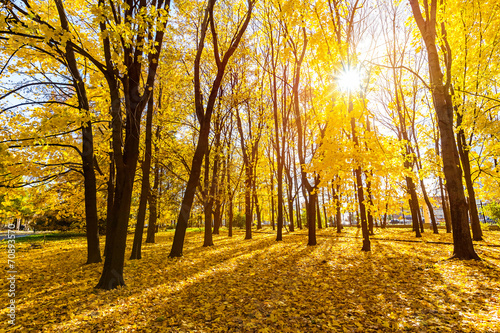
[0,0,499,289]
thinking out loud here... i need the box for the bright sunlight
[336,68,361,92]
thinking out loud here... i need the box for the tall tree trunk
[225,118,234,237]
[365,173,374,236]
[307,191,317,245]
[205,114,222,240]
[322,188,328,228]
[421,180,438,234]
[253,181,262,230]
[228,199,233,237]
[235,106,254,241]
[316,195,322,229]
[456,120,483,241]
[55,0,101,264]
[382,202,388,229]
[406,176,422,238]
[169,0,254,256]
[270,52,284,241]
[274,140,284,240]
[296,198,302,229]
[203,150,214,247]
[96,0,169,289]
[271,173,275,231]
[410,0,479,259]
[332,182,342,233]
[243,167,252,240]
[146,160,160,243]
[414,140,439,234]
[418,204,424,233]
[349,97,370,251]
[287,184,295,232]
[390,40,421,238]
[213,155,224,235]
[213,199,222,234]
[227,154,233,237]
[104,150,115,256]
[290,28,317,245]
[82,123,101,264]
[130,93,155,260]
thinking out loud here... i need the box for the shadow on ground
[1,228,499,332]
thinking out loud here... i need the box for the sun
[336,69,361,92]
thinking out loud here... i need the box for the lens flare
[336,69,361,92]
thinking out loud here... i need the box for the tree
[96,0,171,289]
[169,0,255,257]
[0,0,102,263]
[234,96,264,240]
[409,0,479,260]
[289,27,320,246]
[130,89,157,259]
[447,0,500,241]
[146,128,161,244]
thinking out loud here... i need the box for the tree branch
[8,143,82,156]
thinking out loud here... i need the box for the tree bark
[271,173,275,231]
[332,182,342,233]
[130,92,155,260]
[169,0,254,256]
[316,195,322,229]
[365,173,374,235]
[146,160,160,243]
[104,149,115,256]
[269,34,284,241]
[55,0,101,264]
[213,160,224,235]
[235,106,254,241]
[307,191,317,246]
[253,173,262,230]
[421,179,439,234]
[296,198,302,229]
[349,97,370,251]
[290,27,318,245]
[406,176,422,238]
[456,116,483,241]
[227,154,234,237]
[382,203,388,229]
[285,172,295,232]
[203,149,214,247]
[409,0,479,260]
[322,188,328,228]
[414,140,439,234]
[96,0,169,289]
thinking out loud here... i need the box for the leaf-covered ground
[1,227,500,332]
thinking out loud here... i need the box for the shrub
[234,212,245,229]
[33,211,82,231]
[483,202,500,226]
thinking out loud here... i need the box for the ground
[1,227,499,332]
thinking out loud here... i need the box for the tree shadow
[4,230,500,332]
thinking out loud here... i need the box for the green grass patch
[12,231,86,243]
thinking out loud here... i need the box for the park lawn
[1,227,499,332]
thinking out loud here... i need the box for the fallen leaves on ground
[1,227,499,332]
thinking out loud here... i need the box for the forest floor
[1,227,499,332]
